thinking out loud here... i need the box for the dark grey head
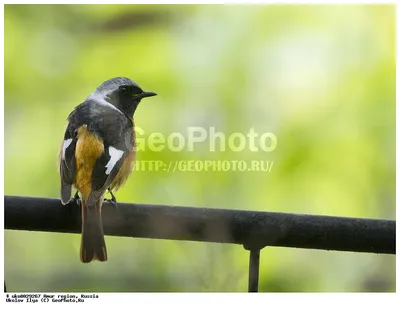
[89,77,157,118]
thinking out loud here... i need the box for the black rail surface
[5,195,395,254]
[4,195,396,292]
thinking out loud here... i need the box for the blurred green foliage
[4,4,395,292]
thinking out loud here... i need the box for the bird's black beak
[138,91,157,99]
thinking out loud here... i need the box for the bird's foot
[104,188,119,212]
[66,191,81,215]
[71,191,81,207]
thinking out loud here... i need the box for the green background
[4,4,395,292]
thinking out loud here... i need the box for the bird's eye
[120,86,128,93]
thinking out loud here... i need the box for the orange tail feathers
[80,198,108,263]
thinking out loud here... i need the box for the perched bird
[58,77,157,263]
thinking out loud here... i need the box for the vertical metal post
[248,249,260,292]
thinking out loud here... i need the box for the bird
[58,77,157,263]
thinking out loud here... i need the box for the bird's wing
[69,101,135,207]
[58,122,78,204]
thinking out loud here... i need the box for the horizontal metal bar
[4,195,396,254]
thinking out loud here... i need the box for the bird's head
[90,77,157,118]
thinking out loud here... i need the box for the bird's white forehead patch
[105,146,124,175]
[62,139,73,160]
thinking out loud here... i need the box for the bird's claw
[71,191,81,207]
[104,188,119,212]
[67,191,81,207]
[66,191,81,215]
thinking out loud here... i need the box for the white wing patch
[105,146,124,175]
[62,139,73,160]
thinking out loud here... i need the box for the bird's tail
[80,198,108,263]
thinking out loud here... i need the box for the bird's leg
[70,191,81,207]
[104,188,119,211]
[66,191,81,215]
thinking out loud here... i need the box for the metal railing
[4,195,396,292]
